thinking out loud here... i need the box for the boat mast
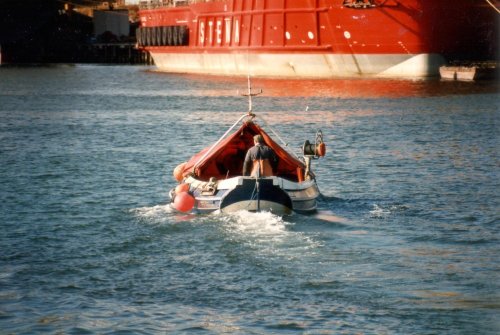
[194,76,260,171]
[242,74,262,115]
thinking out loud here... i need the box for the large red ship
[137,0,498,78]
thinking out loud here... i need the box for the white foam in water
[131,204,175,224]
[369,204,391,218]
[133,204,174,217]
[221,210,322,259]
[226,210,288,235]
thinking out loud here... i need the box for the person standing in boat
[242,134,279,177]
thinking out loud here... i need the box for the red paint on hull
[137,0,498,77]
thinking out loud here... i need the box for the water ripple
[1,66,498,334]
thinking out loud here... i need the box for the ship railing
[139,0,223,10]
[342,0,377,9]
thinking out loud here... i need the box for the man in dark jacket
[242,134,279,177]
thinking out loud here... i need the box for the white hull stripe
[149,52,446,78]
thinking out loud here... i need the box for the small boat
[169,81,326,216]
[439,63,498,81]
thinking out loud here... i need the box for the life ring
[135,28,141,46]
[154,27,159,46]
[146,27,152,46]
[161,26,168,45]
[178,26,187,45]
[157,27,162,46]
[171,26,178,46]
[167,26,173,45]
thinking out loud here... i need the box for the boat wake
[133,204,174,217]
[221,210,289,234]
[131,204,185,225]
[219,210,322,260]
[312,210,351,224]
[369,203,411,219]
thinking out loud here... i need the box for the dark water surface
[0,65,499,334]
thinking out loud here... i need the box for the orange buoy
[317,142,326,157]
[173,191,195,212]
[173,162,187,182]
[175,183,190,194]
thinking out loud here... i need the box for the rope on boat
[486,0,500,14]
[256,114,303,159]
[243,75,302,160]
[194,77,304,171]
[247,179,260,210]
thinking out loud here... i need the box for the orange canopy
[180,121,306,182]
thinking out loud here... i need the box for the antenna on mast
[241,74,262,115]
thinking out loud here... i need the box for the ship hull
[138,0,497,78]
[150,50,445,77]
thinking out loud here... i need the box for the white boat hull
[150,51,445,78]
[173,176,320,215]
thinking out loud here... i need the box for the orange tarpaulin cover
[180,121,305,181]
